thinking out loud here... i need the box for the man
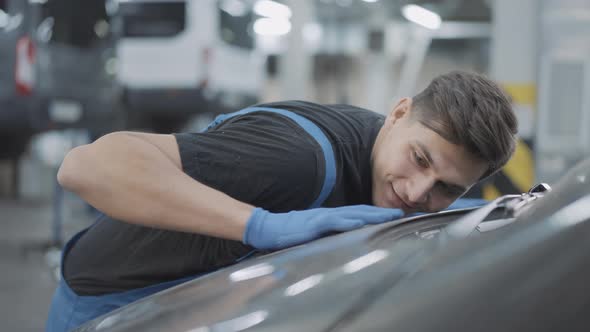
[46,71,517,331]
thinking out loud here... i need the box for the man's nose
[407,176,434,205]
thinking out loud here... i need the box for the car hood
[75,212,462,332]
[76,159,590,332]
[337,162,590,332]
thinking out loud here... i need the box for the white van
[115,0,265,131]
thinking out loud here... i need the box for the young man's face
[371,98,488,213]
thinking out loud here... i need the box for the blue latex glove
[244,205,404,250]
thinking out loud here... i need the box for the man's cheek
[432,199,453,212]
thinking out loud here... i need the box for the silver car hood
[76,211,462,332]
[76,159,590,332]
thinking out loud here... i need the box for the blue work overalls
[45,107,337,331]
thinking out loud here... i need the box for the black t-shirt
[64,101,384,295]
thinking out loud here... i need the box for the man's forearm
[57,132,253,241]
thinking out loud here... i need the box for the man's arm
[58,130,404,250]
[57,131,253,241]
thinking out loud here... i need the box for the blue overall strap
[205,106,337,209]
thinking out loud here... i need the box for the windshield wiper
[441,183,551,241]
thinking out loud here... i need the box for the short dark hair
[411,71,518,179]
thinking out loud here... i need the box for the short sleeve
[174,112,325,212]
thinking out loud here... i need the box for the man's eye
[413,151,428,168]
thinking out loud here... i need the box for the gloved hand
[243,205,404,250]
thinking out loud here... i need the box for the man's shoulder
[254,100,384,124]
[326,103,385,119]
[252,100,383,151]
[256,100,375,113]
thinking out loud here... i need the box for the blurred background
[0,0,588,330]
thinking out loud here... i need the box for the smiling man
[371,72,514,213]
[47,71,517,331]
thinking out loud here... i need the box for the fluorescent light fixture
[254,0,292,19]
[401,4,442,30]
[253,17,291,36]
[362,0,380,2]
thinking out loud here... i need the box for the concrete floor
[0,195,93,332]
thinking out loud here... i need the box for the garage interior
[1,0,589,331]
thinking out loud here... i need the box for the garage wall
[536,0,590,182]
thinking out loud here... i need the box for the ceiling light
[401,4,442,30]
[253,17,291,36]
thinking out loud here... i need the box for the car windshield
[36,0,112,48]
[119,1,186,38]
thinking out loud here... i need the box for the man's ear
[388,97,413,124]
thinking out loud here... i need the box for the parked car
[0,0,41,159]
[114,0,264,132]
[74,160,590,331]
[0,0,123,160]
